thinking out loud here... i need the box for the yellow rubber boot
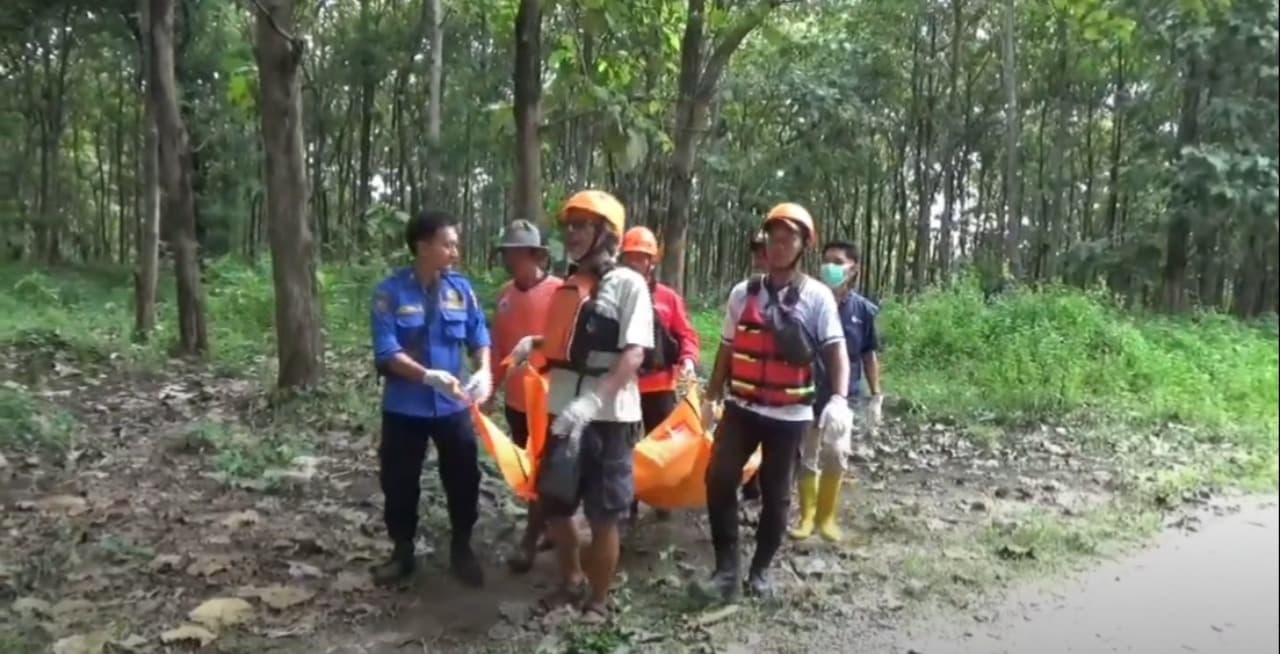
[816,472,845,542]
[789,473,819,540]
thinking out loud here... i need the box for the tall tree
[133,0,160,340]
[1000,0,1021,274]
[659,0,789,293]
[425,0,443,203]
[150,0,208,355]
[253,0,323,388]
[512,0,543,225]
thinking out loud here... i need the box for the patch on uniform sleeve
[396,304,424,316]
[373,291,391,315]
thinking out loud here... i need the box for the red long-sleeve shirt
[639,282,701,394]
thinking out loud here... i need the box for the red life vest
[728,280,815,407]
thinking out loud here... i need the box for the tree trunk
[150,0,208,355]
[1000,0,1021,275]
[36,7,75,263]
[254,0,324,388]
[660,0,781,293]
[134,0,161,340]
[512,0,543,225]
[1161,51,1204,313]
[425,0,444,204]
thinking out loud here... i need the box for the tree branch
[695,0,791,102]
[248,0,303,55]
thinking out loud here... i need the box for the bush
[876,279,1278,445]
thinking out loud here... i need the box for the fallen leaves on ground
[188,596,254,629]
[159,624,217,646]
[238,584,316,610]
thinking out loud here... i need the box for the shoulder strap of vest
[782,274,806,307]
[750,273,804,308]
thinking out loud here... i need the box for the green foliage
[880,277,1279,442]
[0,382,76,451]
[184,419,309,482]
[559,625,630,654]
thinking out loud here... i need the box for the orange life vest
[728,279,815,407]
[541,270,621,377]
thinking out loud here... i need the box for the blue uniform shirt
[815,291,879,412]
[371,268,491,419]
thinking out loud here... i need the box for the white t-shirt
[547,266,654,423]
[719,275,845,423]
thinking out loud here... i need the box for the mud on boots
[369,208,495,589]
[793,240,885,543]
[698,203,853,601]
[620,226,703,525]
[508,190,654,622]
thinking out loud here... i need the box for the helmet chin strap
[569,224,601,263]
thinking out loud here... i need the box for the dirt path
[889,495,1279,654]
[3,347,1266,654]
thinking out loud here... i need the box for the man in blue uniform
[791,239,883,542]
[370,208,494,588]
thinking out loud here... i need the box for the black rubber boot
[450,539,485,588]
[692,544,740,603]
[745,566,776,599]
[371,540,415,586]
[746,546,780,599]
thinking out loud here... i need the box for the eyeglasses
[562,219,595,233]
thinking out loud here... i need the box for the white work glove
[818,396,854,444]
[864,393,884,436]
[700,397,720,431]
[509,336,536,367]
[421,369,464,399]
[463,369,493,406]
[550,393,602,440]
[679,359,697,380]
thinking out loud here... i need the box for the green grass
[181,418,311,481]
[0,382,76,451]
[1,260,1276,484]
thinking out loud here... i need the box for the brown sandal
[538,581,588,611]
[578,600,610,625]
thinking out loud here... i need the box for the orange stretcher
[472,364,761,509]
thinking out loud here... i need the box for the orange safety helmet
[621,226,660,257]
[763,202,816,243]
[559,190,626,238]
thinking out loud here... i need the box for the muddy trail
[0,346,1231,653]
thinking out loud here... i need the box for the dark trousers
[505,405,530,448]
[379,410,480,546]
[705,403,806,571]
[640,390,678,434]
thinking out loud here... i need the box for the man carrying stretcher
[508,190,654,622]
[699,203,852,601]
[618,226,701,522]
